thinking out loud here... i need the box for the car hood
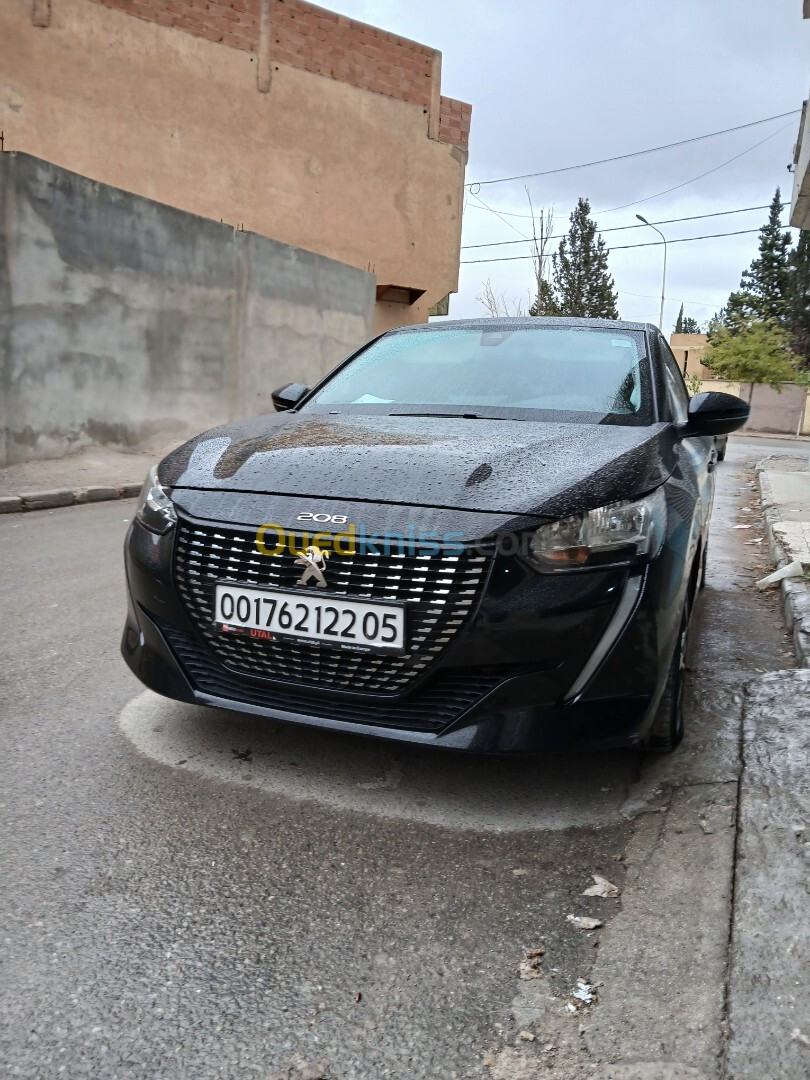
[159,411,677,518]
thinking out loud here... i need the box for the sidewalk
[723,455,810,1077]
[0,439,182,512]
[725,667,810,1079]
[758,455,810,666]
[731,430,810,442]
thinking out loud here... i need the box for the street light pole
[636,214,667,330]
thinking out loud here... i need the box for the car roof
[386,316,656,335]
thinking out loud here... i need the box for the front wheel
[699,538,708,591]
[646,601,690,752]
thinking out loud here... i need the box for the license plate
[214,583,406,653]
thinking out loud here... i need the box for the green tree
[674,304,702,335]
[529,279,561,317]
[741,188,793,325]
[549,198,619,318]
[722,287,757,332]
[707,306,726,338]
[788,230,810,369]
[718,189,793,332]
[702,320,799,401]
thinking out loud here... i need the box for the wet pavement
[0,435,805,1079]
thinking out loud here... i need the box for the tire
[647,601,690,753]
[699,538,708,591]
[716,440,727,462]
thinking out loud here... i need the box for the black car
[122,318,749,753]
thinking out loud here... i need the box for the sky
[324,0,810,331]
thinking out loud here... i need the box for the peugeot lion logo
[295,545,330,588]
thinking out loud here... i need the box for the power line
[618,290,725,310]
[467,190,532,241]
[595,122,795,214]
[461,203,776,250]
[464,122,794,222]
[460,227,762,265]
[466,109,800,188]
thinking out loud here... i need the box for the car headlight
[528,488,666,571]
[135,465,177,534]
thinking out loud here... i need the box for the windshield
[306,326,653,424]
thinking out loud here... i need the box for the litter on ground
[582,874,620,898]
[517,945,545,980]
[567,980,598,1011]
[566,914,604,930]
[756,561,805,591]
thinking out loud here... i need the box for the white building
[790,2,810,227]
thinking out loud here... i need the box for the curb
[0,484,142,514]
[757,465,810,668]
[733,430,810,442]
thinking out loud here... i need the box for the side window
[658,335,690,424]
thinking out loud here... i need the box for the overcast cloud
[326,0,810,331]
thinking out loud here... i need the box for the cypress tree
[529,279,561,317]
[720,188,793,332]
[674,304,685,333]
[550,198,619,319]
[740,188,793,326]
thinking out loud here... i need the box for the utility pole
[636,214,668,330]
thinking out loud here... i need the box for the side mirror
[685,391,749,437]
[271,382,310,412]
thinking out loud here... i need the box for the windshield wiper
[389,411,521,421]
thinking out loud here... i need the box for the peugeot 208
[122,318,749,752]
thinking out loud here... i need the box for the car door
[656,333,714,581]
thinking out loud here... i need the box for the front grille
[158,621,507,733]
[174,519,492,695]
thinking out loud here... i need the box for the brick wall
[89,0,470,145]
[439,95,472,151]
[94,0,260,53]
[271,1,434,109]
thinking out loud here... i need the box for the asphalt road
[0,435,802,1080]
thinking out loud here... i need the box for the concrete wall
[700,380,741,397]
[689,377,810,436]
[0,152,375,466]
[741,382,809,436]
[0,0,469,334]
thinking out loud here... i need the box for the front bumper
[121,511,685,753]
